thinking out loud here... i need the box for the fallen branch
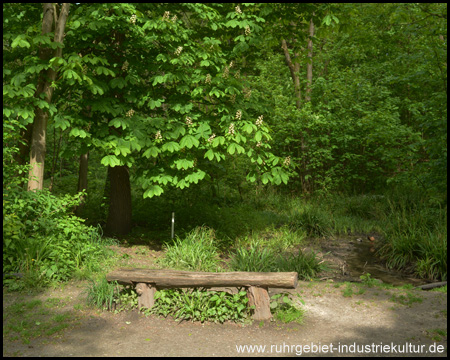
[415,281,447,290]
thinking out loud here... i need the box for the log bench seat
[106,269,298,320]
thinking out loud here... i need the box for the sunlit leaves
[180,135,199,149]
[143,147,160,158]
[101,155,121,167]
[143,185,164,198]
[11,34,30,48]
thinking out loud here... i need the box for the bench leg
[136,283,156,309]
[247,286,272,321]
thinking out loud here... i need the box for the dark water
[345,240,425,287]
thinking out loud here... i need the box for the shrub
[3,188,113,285]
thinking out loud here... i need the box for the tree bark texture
[305,16,315,102]
[281,39,301,108]
[106,269,298,289]
[28,3,70,191]
[75,152,89,216]
[105,165,132,235]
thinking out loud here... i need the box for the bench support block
[247,286,272,320]
[136,283,156,309]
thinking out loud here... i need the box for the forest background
[3,3,447,288]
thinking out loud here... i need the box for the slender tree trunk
[305,16,315,102]
[15,124,34,166]
[281,39,302,108]
[106,165,132,235]
[281,38,311,193]
[75,152,89,216]
[49,128,63,192]
[28,3,70,191]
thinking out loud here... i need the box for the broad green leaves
[180,135,199,149]
[4,3,292,200]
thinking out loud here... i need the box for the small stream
[345,239,425,287]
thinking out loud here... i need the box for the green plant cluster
[3,186,115,285]
[85,277,119,310]
[230,241,324,280]
[378,197,447,281]
[158,226,220,272]
[270,292,305,324]
[148,288,251,323]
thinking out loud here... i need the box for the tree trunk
[15,123,34,167]
[105,165,132,235]
[305,16,315,102]
[75,152,89,216]
[281,39,301,108]
[28,3,70,191]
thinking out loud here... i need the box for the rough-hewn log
[247,286,271,320]
[106,269,298,289]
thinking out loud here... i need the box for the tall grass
[159,226,220,272]
[377,197,447,281]
[230,241,325,280]
[230,241,276,272]
[289,204,333,238]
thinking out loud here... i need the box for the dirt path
[3,279,447,357]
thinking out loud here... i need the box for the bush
[3,188,113,285]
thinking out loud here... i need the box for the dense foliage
[3,3,447,286]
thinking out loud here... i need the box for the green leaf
[180,135,199,149]
[174,159,194,170]
[227,143,236,155]
[11,35,30,48]
[261,172,273,185]
[110,77,127,89]
[162,141,180,153]
[204,149,215,161]
[242,123,255,134]
[101,155,121,167]
[149,99,163,109]
[96,66,115,76]
[212,136,225,147]
[225,20,239,28]
[143,185,164,198]
[143,147,160,158]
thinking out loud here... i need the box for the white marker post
[171,212,175,239]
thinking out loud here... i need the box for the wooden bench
[106,269,298,320]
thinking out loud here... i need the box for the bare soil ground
[3,244,447,357]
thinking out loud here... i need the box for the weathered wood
[247,286,272,320]
[136,283,156,309]
[107,269,298,320]
[415,281,447,290]
[106,269,298,289]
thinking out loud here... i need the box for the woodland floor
[3,242,447,357]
